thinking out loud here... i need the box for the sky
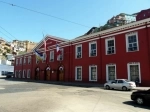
[0,0,150,43]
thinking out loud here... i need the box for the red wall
[14,24,150,86]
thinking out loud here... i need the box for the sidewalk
[6,78,150,90]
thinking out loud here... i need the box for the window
[106,64,116,81]
[89,41,97,57]
[15,70,17,78]
[127,62,141,83]
[57,48,64,61]
[75,45,82,59]
[27,69,30,78]
[23,70,26,78]
[42,53,46,63]
[50,51,54,62]
[23,57,26,64]
[16,59,18,65]
[28,56,31,64]
[20,58,22,65]
[19,70,21,78]
[75,66,82,81]
[126,32,139,52]
[89,65,97,81]
[118,80,124,83]
[105,38,115,55]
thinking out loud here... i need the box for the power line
[0,25,17,40]
[0,1,91,28]
[0,30,13,41]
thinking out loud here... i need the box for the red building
[136,8,150,21]
[14,18,150,86]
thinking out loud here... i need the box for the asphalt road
[0,78,149,112]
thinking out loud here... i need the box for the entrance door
[58,67,64,81]
[35,68,40,80]
[46,70,50,80]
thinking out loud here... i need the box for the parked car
[131,89,150,105]
[104,79,136,91]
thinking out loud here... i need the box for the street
[0,78,149,112]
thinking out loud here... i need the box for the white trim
[27,69,30,78]
[28,56,31,64]
[15,70,17,78]
[50,50,54,62]
[72,37,99,45]
[23,57,26,64]
[16,59,18,65]
[89,65,97,81]
[89,41,97,57]
[46,67,50,70]
[101,26,145,39]
[106,64,116,81]
[127,62,141,83]
[125,32,139,52]
[33,34,68,51]
[147,25,150,27]
[75,44,82,59]
[19,70,21,78]
[75,66,82,81]
[47,44,70,51]
[72,18,150,42]
[105,37,116,55]
[23,69,26,78]
[42,52,46,63]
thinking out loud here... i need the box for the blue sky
[0,0,150,42]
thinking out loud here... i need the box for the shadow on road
[2,77,103,88]
[123,101,150,110]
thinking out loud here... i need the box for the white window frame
[28,56,31,64]
[15,70,17,78]
[75,66,82,81]
[50,51,54,62]
[89,65,97,81]
[106,64,116,81]
[19,70,21,78]
[23,69,26,78]
[42,52,46,63]
[23,57,26,64]
[105,37,116,55]
[75,44,82,59]
[89,41,97,57]
[127,62,141,83]
[27,69,31,78]
[16,59,18,65]
[126,32,139,52]
[20,58,22,65]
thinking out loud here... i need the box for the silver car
[104,79,136,91]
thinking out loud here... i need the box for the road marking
[0,88,5,89]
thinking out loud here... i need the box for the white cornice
[71,18,150,43]
[72,37,99,45]
[101,26,146,38]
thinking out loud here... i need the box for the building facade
[136,8,150,21]
[14,18,150,86]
